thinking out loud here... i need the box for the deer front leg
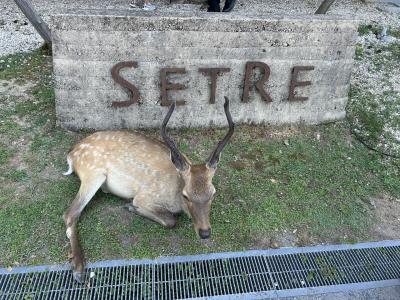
[63,175,106,283]
[130,196,177,228]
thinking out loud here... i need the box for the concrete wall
[51,10,358,130]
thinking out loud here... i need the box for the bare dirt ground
[370,195,400,240]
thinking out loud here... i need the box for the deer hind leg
[63,175,106,283]
[130,195,177,228]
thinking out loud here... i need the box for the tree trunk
[315,0,336,14]
[14,0,52,47]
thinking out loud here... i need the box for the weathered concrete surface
[51,10,358,130]
[285,285,400,300]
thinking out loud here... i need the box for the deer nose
[199,228,211,239]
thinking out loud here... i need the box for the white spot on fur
[66,227,72,239]
[80,144,90,149]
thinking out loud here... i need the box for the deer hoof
[124,203,137,212]
[73,271,85,283]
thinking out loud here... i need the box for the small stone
[369,198,376,209]
[271,241,279,249]
[270,178,277,184]
[283,139,289,146]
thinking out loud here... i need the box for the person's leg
[208,0,220,12]
[143,0,156,10]
[222,0,236,12]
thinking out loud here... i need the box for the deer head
[161,97,234,239]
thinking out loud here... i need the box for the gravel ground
[1,0,400,55]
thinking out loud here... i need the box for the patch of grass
[0,143,11,165]
[4,170,29,182]
[370,43,400,72]
[348,36,400,157]
[0,119,23,139]
[355,44,364,61]
[389,26,400,39]
[0,47,51,81]
[358,24,381,36]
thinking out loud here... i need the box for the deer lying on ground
[63,97,234,282]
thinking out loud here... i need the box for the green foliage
[347,39,400,157]
[358,24,382,36]
[0,47,51,81]
[355,44,364,61]
[0,143,11,165]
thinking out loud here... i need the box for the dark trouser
[208,0,220,12]
[208,0,236,12]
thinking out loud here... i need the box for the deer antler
[161,101,189,171]
[207,97,235,169]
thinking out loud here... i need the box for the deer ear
[169,151,190,172]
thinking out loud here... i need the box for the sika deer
[63,97,234,282]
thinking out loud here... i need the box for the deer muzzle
[198,228,211,239]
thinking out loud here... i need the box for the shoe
[207,0,220,12]
[207,7,221,12]
[222,0,236,12]
[143,3,156,11]
[129,1,139,8]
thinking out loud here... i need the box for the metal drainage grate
[1,240,400,299]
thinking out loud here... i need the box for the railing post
[14,0,52,47]
[315,0,336,14]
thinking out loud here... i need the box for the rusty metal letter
[160,68,187,106]
[242,61,272,103]
[288,66,315,102]
[199,68,231,104]
[111,61,140,108]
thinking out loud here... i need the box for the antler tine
[161,101,188,171]
[207,97,235,168]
